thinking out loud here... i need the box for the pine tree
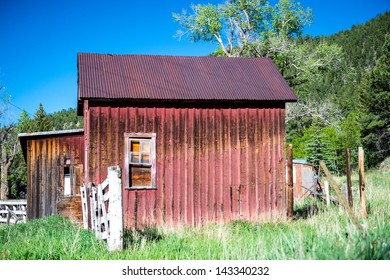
[305,126,338,173]
[17,110,34,133]
[359,35,390,167]
[33,103,52,132]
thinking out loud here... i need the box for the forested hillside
[288,12,390,171]
[325,11,390,74]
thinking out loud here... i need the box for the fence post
[80,184,89,230]
[90,186,98,236]
[324,180,330,206]
[319,160,363,233]
[358,147,367,218]
[6,207,11,225]
[345,148,353,208]
[287,144,294,218]
[107,166,123,251]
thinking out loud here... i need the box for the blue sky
[0,0,389,123]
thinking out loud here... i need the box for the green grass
[1,170,389,260]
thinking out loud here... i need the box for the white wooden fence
[80,166,123,251]
[0,200,27,225]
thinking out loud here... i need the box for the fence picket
[97,184,109,240]
[89,187,98,236]
[81,166,123,251]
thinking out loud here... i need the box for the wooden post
[358,147,367,218]
[90,186,98,236]
[320,161,363,233]
[97,184,108,240]
[107,166,123,251]
[345,148,353,208]
[80,184,89,230]
[6,207,11,225]
[324,180,330,206]
[287,144,294,218]
[317,164,321,184]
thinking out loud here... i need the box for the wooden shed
[19,129,84,222]
[292,160,316,201]
[77,53,298,228]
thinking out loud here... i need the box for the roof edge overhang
[18,129,84,162]
[77,97,297,114]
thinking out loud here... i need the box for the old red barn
[20,53,298,228]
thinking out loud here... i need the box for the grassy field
[0,169,388,260]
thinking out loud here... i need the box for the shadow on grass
[293,198,323,220]
[123,227,164,249]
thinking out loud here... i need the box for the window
[62,164,83,196]
[64,166,71,196]
[125,133,156,189]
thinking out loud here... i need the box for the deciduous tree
[0,88,19,199]
[173,0,341,87]
[0,126,18,199]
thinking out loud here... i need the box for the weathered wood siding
[26,134,84,221]
[86,102,287,228]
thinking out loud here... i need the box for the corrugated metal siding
[87,104,287,228]
[26,135,84,220]
[77,53,297,102]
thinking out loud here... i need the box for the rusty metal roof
[77,53,297,105]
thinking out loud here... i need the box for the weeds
[0,170,388,260]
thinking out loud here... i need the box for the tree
[304,125,338,173]
[173,0,311,58]
[17,110,34,133]
[33,103,52,131]
[173,0,341,87]
[0,87,19,199]
[359,35,390,167]
[0,126,18,199]
[50,108,83,130]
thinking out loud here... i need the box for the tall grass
[0,216,107,259]
[1,170,388,260]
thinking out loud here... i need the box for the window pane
[64,174,71,196]
[130,166,151,187]
[141,141,150,153]
[131,141,140,152]
[141,153,150,164]
[130,152,140,163]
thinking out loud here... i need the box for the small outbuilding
[19,129,84,222]
[20,53,298,229]
[292,159,317,201]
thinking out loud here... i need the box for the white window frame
[124,133,156,190]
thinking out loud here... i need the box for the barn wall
[26,135,84,221]
[86,103,287,228]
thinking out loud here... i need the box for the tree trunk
[0,128,18,200]
[0,143,9,199]
[0,167,8,200]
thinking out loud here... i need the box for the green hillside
[288,12,390,171]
